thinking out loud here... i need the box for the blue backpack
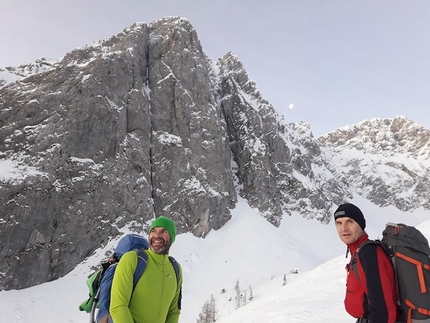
[79,234,180,323]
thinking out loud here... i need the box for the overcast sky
[2,1,429,137]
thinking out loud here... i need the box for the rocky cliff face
[0,17,236,290]
[1,17,429,290]
[318,117,430,210]
[217,53,338,225]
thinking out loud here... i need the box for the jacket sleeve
[165,262,183,323]
[109,251,138,323]
[358,244,398,323]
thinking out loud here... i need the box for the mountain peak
[0,58,58,89]
[319,116,430,159]
[1,16,429,292]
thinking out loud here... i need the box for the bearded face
[149,227,172,254]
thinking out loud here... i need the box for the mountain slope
[319,116,430,210]
[0,17,236,290]
[0,196,428,323]
[216,217,430,323]
[1,16,429,292]
[0,58,58,89]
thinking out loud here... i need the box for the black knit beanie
[334,203,366,231]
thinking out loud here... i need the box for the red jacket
[345,234,398,323]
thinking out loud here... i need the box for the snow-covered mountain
[0,195,428,323]
[319,117,430,210]
[215,219,430,323]
[0,58,58,89]
[1,15,429,298]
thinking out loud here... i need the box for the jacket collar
[347,233,369,257]
[146,248,170,263]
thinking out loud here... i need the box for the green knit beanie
[149,216,176,243]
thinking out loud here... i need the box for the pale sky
[2,0,429,137]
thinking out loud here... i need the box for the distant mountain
[0,58,58,89]
[1,16,429,291]
[318,116,430,210]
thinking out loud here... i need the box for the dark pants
[356,318,404,323]
[356,318,369,323]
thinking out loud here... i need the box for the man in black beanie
[334,203,399,323]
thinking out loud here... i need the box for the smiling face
[149,226,172,254]
[335,217,365,245]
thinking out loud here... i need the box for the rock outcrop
[1,17,429,290]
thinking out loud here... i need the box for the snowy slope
[216,219,430,323]
[0,195,428,323]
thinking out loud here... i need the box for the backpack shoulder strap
[168,256,182,310]
[133,248,148,288]
[350,240,382,284]
[168,256,180,285]
[359,239,382,252]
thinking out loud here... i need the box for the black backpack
[351,223,430,323]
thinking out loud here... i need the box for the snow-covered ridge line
[0,58,59,89]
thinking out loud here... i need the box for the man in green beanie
[109,216,182,323]
[149,215,177,254]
